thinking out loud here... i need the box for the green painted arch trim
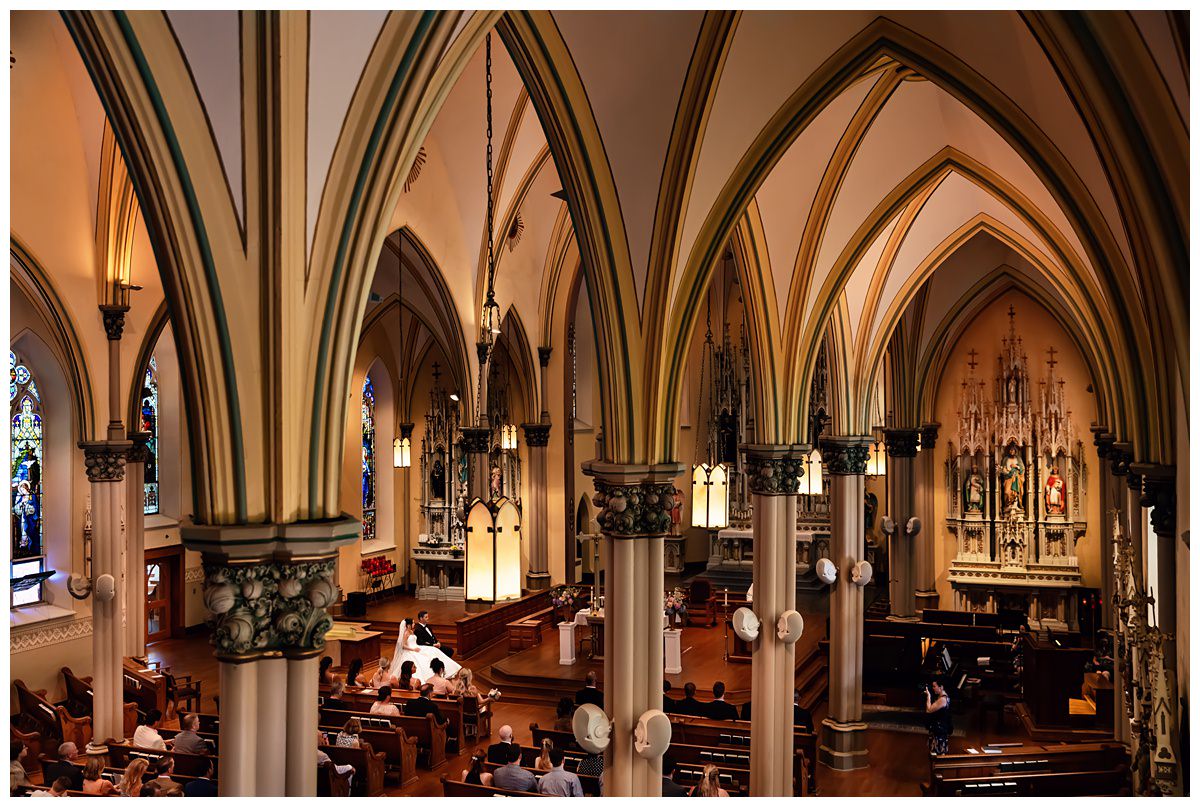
[110,11,248,523]
[308,11,439,518]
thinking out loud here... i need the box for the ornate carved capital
[126,431,153,465]
[460,427,490,454]
[398,422,414,440]
[820,436,872,476]
[1110,442,1134,477]
[80,441,130,482]
[537,346,552,368]
[582,461,683,538]
[476,340,491,365]
[203,558,337,660]
[522,423,551,448]
[99,305,128,341]
[743,444,808,496]
[919,422,940,452]
[1093,430,1116,460]
[1133,464,1175,538]
[883,428,920,458]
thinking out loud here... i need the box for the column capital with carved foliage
[742,443,809,495]
[919,422,940,452]
[80,440,133,482]
[522,423,551,447]
[126,431,153,465]
[883,428,920,458]
[1131,463,1175,538]
[460,427,490,454]
[537,346,552,368]
[820,436,873,476]
[582,461,683,538]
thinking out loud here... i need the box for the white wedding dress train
[389,621,461,682]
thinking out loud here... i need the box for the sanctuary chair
[160,669,203,716]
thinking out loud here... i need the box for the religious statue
[863,491,878,532]
[430,456,446,501]
[1000,445,1025,510]
[1044,466,1065,515]
[963,467,985,513]
[670,488,683,534]
[12,478,37,550]
[490,465,503,499]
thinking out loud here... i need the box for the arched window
[361,376,377,542]
[141,356,160,515]
[10,351,47,606]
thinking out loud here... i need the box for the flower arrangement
[552,586,580,623]
[664,587,688,625]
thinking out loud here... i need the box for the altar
[413,544,465,600]
[560,608,680,672]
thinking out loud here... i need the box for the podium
[465,497,522,604]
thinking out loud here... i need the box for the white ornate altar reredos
[945,308,1088,629]
[415,365,466,600]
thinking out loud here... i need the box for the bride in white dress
[389,619,461,682]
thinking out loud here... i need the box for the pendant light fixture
[394,235,412,468]
[691,253,730,530]
[481,32,501,347]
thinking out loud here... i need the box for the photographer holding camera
[924,679,952,755]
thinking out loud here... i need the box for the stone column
[818,436,872,772]
[80,442,132,749]
[585,462,682,797]
[522,423,552,589]
[124,432,151,657]
[914,423,940,612]
[192,546,342,797]
[744,445,806,796]
[883,428,920,620]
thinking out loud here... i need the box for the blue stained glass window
[361,377,377,542]
[142,357,160,515]
[10,351,45,606]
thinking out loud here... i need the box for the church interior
[8,9,1190,798]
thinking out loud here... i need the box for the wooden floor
[145,598,1031,798]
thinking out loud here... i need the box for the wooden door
[145,558,172,644]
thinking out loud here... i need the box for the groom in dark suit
[413,610,453,658]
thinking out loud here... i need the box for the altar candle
[724,588,728,607]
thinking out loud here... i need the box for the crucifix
[431,361,441,386]
[1046,346,1059,372]
[966,348,980,372]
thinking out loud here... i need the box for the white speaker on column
[776,610,804,644]
[815,557,838,585]
[572,703,612,754]
[633,710,671,759]
[731,607,761,642]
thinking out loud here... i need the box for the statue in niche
[457,451,468,486]
[670,488,683,534]
[431,455,446,501]
[864,491,878,533]
[1000,445,1025,510]
[490,465,503,499]
[963,467,985,513]
[1044,466,1065,515]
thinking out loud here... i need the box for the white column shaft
[286,656,319,795]
[218,661,259,796]
[124,459,146,656]
[91,478,127,744]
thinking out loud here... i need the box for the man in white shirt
[132,709,167,750]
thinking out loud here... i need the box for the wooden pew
[927,741,1129,795]
[318,760,353,797]
[319,707,447,769]
[60,667,140,739]
[103,742,219,778]
[317,724,417,787]
[121,660,168,718]
[321,742,386,796]
[503,745,754,796]
[13,679,61,742]
[933,767,1128,796]
[482,760,600,796]
[441,775,547,797]
[319,686,466,749]
[185,712,220,734]
[159,727,219,755]
[666,716,817,794]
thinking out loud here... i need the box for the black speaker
[345,591,368,619]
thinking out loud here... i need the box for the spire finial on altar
[1046,345,1059,372]
[966,348,979,372]
[432,361,442,386]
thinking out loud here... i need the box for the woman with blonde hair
[118,757,149,796]
[336,718,362,748]
[81,756,115,795]
[534,738,554,771]
[370,659,395,689]
[690,764,729,797]
[454,667,500,708]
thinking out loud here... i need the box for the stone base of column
[915,590,940,612]
[526,571,551,590]
[819,718,869,771]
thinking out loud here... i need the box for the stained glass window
[361,376,377,542]
[141,357,160,515]
[10,351,45,606]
